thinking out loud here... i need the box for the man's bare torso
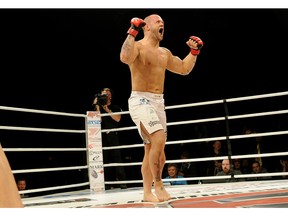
[129,41,170,94]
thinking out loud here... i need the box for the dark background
[1,9,288,192]
[1,9,288,113]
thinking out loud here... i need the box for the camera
[94,93,108,106]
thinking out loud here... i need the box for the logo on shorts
[148,120,161,127]
[140,98,149,105]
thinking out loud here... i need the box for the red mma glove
[189,36,204,56]
[127,18,146,38]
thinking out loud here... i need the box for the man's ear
[143,24,149,31]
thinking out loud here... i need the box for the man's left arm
[167,36,203,75]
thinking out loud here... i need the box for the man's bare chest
[140,48,168,67]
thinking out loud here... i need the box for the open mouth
[159,28,164,34]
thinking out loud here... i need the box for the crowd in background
[5,101,288,195]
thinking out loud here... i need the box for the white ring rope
[3,148,87,152]
[0,126,86,133]
[226,91,288,102]
[103,130,288,150]
[12,165,88,174]
[104,152,288,167]
[0,105,85,117]
[1,90,288,195]
[101,109,288,133]
[18,182,90,196]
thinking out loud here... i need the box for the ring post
[86,111,105,192]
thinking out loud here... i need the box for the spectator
[214,160,223,176]
[247,161,272,181]
[241,158,251,174]
[232,158,252,175]
[17,178,27,191]
[215,159,244,183]
[280,157,288,179]
[16,177,28,198]
[164,163,188,185]
[178,150,198,184]
[92,87,127,189]
[239,126,271,168]
[233,159,242,172]
[205,140,225,176]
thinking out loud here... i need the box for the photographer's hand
[103,105,121,122]
[102,105,111,113]
[95,105,100,112]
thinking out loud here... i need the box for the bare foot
[155,185,171,202]
[143,192,160,202]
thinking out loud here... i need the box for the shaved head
[144,14,162,24]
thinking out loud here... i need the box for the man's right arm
[120,18,146,65]
[120,35,137,65]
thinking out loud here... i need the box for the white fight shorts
[128,91,167,144]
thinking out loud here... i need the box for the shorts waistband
[131,91,164,99]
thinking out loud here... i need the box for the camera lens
[96,94,108,106]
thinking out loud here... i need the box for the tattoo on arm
[122,39,132,53]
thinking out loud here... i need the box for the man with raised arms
[120,14,203,202]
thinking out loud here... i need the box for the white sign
[86,111,104,192]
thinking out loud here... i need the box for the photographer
[92,87,127,189]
